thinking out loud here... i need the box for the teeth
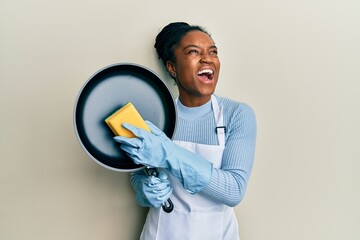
[197,69,213,75]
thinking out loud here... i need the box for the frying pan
[73,63,176,212]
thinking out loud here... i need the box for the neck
[178,95,212,107]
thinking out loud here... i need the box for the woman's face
[167,30,221,107]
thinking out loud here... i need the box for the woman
[114,22,257,240]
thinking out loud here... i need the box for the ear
[166,61,176,76]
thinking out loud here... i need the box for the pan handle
[145,168,174,213]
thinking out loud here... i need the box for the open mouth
[197,69,214,81]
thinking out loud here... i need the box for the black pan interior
[74,63,176,171]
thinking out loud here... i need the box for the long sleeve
[130,170,146,191]
[202,103,256,206]
[130,170,151,207]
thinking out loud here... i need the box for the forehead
[178,30,215,47]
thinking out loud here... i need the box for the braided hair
[154,22,211,67]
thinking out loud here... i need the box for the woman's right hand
[133,170,173,208]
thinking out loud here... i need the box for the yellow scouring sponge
[105,102,150,138]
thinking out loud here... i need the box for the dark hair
[154,22,211,66]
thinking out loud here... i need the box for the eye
[210,49,218,56]
[188,49,200,55]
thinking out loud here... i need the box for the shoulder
[215,95,256,135]
[215,95,256,118]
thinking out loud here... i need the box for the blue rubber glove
[131,170,173,208]
[114,121,213,194]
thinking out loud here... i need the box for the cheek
[216,60,221,75]
[182,58,197,68]
[177,62,195,77]
[215,57,221,67]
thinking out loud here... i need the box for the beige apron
[140,96,239,240]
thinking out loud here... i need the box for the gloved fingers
[118,145,143,166]
[113,136,142,148]
[145,176,170,187]
[156,186,173,201]
[119,143,139,155]
[143,177,171,191]
[150,182,171,192]
[128,155,154,167]
[122,122,149,138]
[142,184,172,208]
[144,176,161,185]
[126,153,144,166]
[144,120,163,136]
[157,170,169,180]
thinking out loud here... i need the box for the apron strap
[211,96,226,146]
[175,96,226,146]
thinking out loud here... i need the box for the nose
[200,52,212,63]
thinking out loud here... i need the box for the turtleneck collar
[176,98,212,120]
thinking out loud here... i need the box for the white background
[1,0,359,239]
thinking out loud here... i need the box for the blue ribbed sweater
[131,95,257,207]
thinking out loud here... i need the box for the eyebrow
[183,44,218,50]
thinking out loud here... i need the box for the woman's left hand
[113,121,173,168]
